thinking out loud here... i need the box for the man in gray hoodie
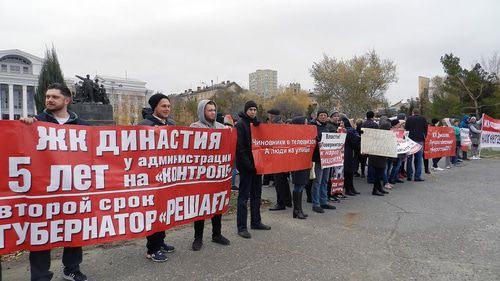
[190,100,231,251]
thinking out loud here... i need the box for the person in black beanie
[310,109,336,213]
[236,101,271,239]
[139,93,176,262]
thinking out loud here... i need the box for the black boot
[376,181,389,194]
[352,186,361,195]
[292,192,306,219]
[372,187,384,196]
[345,185,356,196]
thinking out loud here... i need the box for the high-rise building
[249,69,277,97]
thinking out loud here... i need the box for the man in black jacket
[405,109,427,181]
[236,101,271,239]
[20,83,88,281]
[138,93,176,262]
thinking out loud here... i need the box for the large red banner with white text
[424,126,456,159]
[0,121,236,254]
[251,124,316,174]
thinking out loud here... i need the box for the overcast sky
[1,0,499,103]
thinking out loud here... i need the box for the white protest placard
[361,128,398,158]
[319,132,346,168]
[460,128,471,147]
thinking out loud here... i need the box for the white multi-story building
[249,69,277,97]
[0,49,43,120]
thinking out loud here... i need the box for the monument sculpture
[70,74,114,125]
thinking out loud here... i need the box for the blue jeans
[384,160,392,185]
[294,184,305,192]
[312,165,330,207]
[389,158,403,182]
[231,168,237,186]
[407,142,423,180]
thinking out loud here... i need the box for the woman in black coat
[290,116,311,219]
[341,117,361,196]
[369,120,391,196]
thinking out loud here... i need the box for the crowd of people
[13,83,484,281]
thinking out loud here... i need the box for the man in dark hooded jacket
[189,100,230,251]
[20,83,88,281]
[138,93,176,262]
[235,101,271,239]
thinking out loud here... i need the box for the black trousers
[373,167,385,191]
[237,172,262,232]
[358,155,368,175]
[146,231,166,254]
[344,171,354,190]
[273,172,291,206]
[194,214,222,239]
[30,247,82,281]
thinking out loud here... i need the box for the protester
[310,109,337,213]
[429,118,444,171]
[189,100,231,251]
[370,120,391,196]
[355,118,366,178]
[267,108,293,211]
[20,83,89,281]
[138,93,176,262]
[469,116,482,159]
[290,116,311,219]
[236,101,271,239]
[223,115,239,190]
[361,111,379,184]
[388,119,406,185]
[405,109,427,181]
[452,118,462,166]
[459,115,470,160]
[341,116,361,196]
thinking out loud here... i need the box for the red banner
[251,124,316,174]
[0,121,236,254]
[424,126,456,159]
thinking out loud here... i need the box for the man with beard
[20,83,89,281]
[236,101,271,239]
[190,100,231,251]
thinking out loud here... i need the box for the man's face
[204,103,216,122]
[45,89,70,112]
[267,113,274,120]
[318,113,328,123]
[246,107,257,119]
[154,98,171,119]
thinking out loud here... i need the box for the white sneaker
[446,165,451,169]
[435,167,444,171]
[471,156,478,160]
